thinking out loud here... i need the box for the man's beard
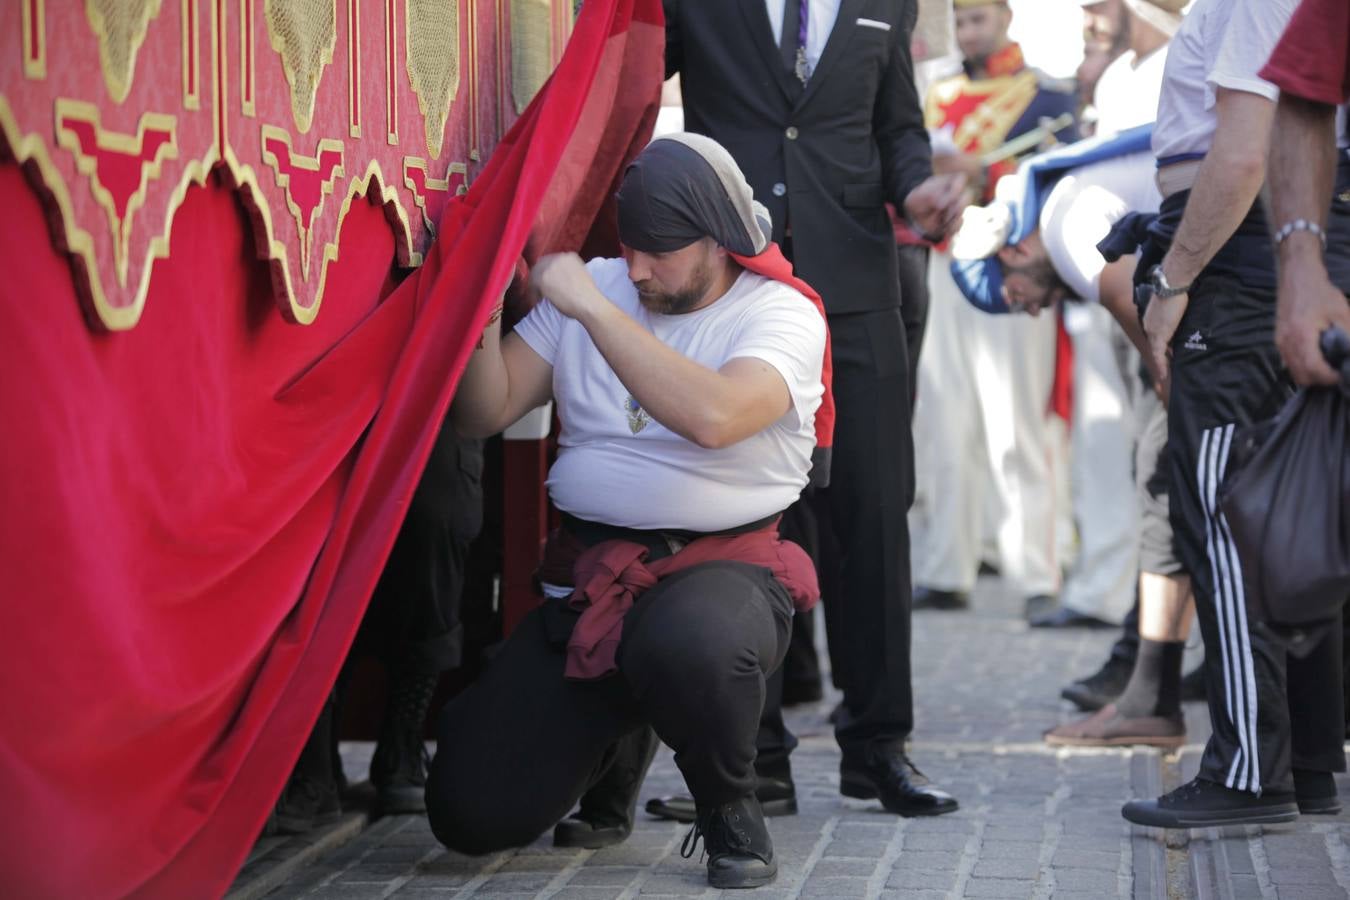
[635,257,716,315]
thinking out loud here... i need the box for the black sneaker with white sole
[1121,777,1299,828]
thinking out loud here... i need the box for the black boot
[274,691,343,834]
[554,727,660,848]
[370,668,439,814]
[681,794,777,889]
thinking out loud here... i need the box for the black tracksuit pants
[426,560,793,854]
[1169,273,1345,794]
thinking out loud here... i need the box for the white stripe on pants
[1199,424,1261,792]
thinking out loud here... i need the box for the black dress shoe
[1121,776,1298,828]
[913,587,970,611]
[840,748,958,817]
[555,727,659,848]
[1060,655,1132,712]
[647,776,797,823]
[681,794,777,889]
[1029,607,1114,629]
[1294,768,1342,815]
[1023,594,1058,621]
[553,814,632,848]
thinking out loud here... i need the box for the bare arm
[1099,255,1169,401]
[449,310,554,438]
[533,254,800,450]
[1143,88,1276,379]
[1267,93,1350,385]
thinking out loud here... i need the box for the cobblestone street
[234,579,1350,899]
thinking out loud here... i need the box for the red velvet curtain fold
[0,2,662,895]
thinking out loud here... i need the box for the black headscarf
[616,135,768,256]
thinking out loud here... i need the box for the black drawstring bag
[1219,327,1350,657]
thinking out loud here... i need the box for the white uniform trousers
[1057,303,1138,625]
[910,251,1060,597]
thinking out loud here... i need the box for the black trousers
[897,243,931,416]
[1168,274,1346,794]
[361,421,484,674]
[426,561,793,854]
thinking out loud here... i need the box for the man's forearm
[1268,95,1337,282]
[1161,90,1275,287]
[576,301,787,450]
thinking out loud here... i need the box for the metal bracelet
[1273,218,1328,249]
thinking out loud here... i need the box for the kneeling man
[425,134,827,890]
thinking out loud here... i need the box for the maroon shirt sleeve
[1260,0,1350,105]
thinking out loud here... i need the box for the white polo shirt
[1152,0,1295,162]
[515,257,825,532]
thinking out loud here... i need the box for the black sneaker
[273,773,343,835]
[371,670,439,814]
[1121,777,1299,828]
[1060,655,1132,712]
[681,794,777,889]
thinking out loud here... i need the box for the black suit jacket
[666,0,932,314]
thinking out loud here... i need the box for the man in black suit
[648,0,966,820]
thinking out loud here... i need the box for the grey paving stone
[896,849,964,871]
[806,857,877,878]
[547,889,627,900]
[971,856,1040,879]
[798,875,871,897]
[1275,886,1350,900]
[475,871,557,892]
[1052,847,1122,869]
[886,867,958,891]
[564,866,644,887]
[1267,866,1342,886]
[903,830,972,852]
[821,839,890,858]
[1051,866,1121,893]
[977,840,1042,859]
[962,876,1037,898]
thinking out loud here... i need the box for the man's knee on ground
[425,762,552,855]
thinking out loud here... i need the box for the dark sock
[1113,639,1184,719]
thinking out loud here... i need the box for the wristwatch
[1148,264,1191,299]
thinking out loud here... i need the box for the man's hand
[1276,273,1350,386]
[531,252,604,320]
[904,172,969,240]
[1142,290,1189,385]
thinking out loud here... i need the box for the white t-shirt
[1092,45,1168,137]
[514,258,825,532]
[1039,152,1161,304]
[1152,0,1295,162]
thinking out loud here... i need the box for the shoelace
[679,808,749,862]
[680,819,706,861]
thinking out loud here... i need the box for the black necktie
[780,0,803,77]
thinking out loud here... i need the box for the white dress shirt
[764,0,843,75]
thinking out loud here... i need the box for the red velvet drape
[0,1,663,896]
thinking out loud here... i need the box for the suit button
[785,126,799,140]
[772,182,787,197]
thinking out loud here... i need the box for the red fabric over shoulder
[730,246,835,451]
